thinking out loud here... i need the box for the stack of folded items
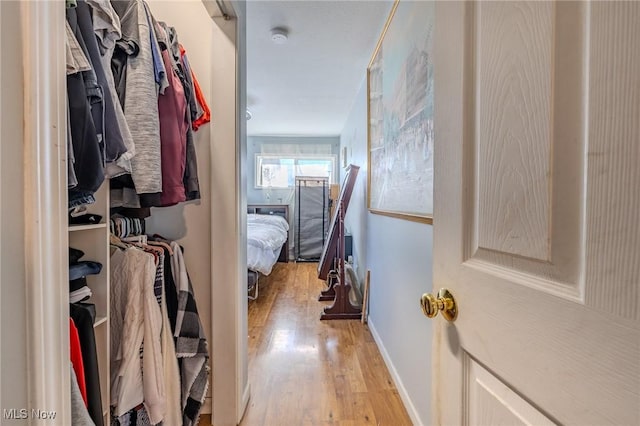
[69,247,102,304]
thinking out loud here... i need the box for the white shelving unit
[69,223,108,232]
[68,181,110,424]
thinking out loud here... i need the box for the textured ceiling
[246,0,393,136]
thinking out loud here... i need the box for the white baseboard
[368,318,424,426]
[202,396,212,414]
[238,382,251,423]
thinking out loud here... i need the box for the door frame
[205,0,250,423]
[20,1,71,424]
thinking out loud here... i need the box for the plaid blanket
[170,242,209,426]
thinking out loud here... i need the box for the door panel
[466,1,587,300]
[475,2,554,262]
[464,355,554,426]
[433,2,640,425]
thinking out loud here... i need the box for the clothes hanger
[147,235,173,254]
[122,234,148,245]
[147,240,174,256]
[109,234,130,250]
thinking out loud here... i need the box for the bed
[247,205,289,299]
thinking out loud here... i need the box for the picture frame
[367,0,434,224]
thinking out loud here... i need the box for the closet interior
[64,0,232,424]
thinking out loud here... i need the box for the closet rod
[215,0,232,20]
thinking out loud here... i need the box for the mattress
[247,213,289,275]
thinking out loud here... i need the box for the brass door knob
[420,288,458,322]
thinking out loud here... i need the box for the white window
[255,154,337,188]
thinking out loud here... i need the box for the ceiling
[246,0,393,137]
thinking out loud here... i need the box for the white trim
[368,318,424,426]
[208,4,242,423]
[202,397,212,415]
[0,0,3,412]
[233,1,250,423]
[239,383,251,421]
[21,2,70,424]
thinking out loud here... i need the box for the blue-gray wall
[339,78,432,425]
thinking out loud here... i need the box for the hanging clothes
[67,99,79,189]
[169,241,209,426]
[65,1,215,423]
[155,22,188,207]
[86,0,136,177]
[66,21,92,76]
[158,242,179,334]
[145,4,169,95]
[179,47,204,201]
[143,243,182,425]
[70,303,104,426]
[111,0,163,207]
[67,0,210,211]
[110,232,209,425]
[110,247,165,423]
[71,366,95,426]
[87,0,121,54]
[76,0,128,167]
[159,23,202,202]
[180,46,211,132]
[110,236,183,426]
[160,274,183,426]
[70,318,88,407]
[66,7,105,207]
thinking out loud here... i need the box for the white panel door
[432,2,640,425]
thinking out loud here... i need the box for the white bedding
[247,213,289,275]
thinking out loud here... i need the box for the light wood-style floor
[237,262,412,426]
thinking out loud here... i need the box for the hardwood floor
[238,262,412,426]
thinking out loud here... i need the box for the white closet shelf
[93,316,108,328]
[68,223,107,232]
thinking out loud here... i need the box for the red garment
[70,318,88,406]
[191,72,211,131]
[180,45,211,131]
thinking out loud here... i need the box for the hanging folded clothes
[70,283,93,304]
[69,261,103,280]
